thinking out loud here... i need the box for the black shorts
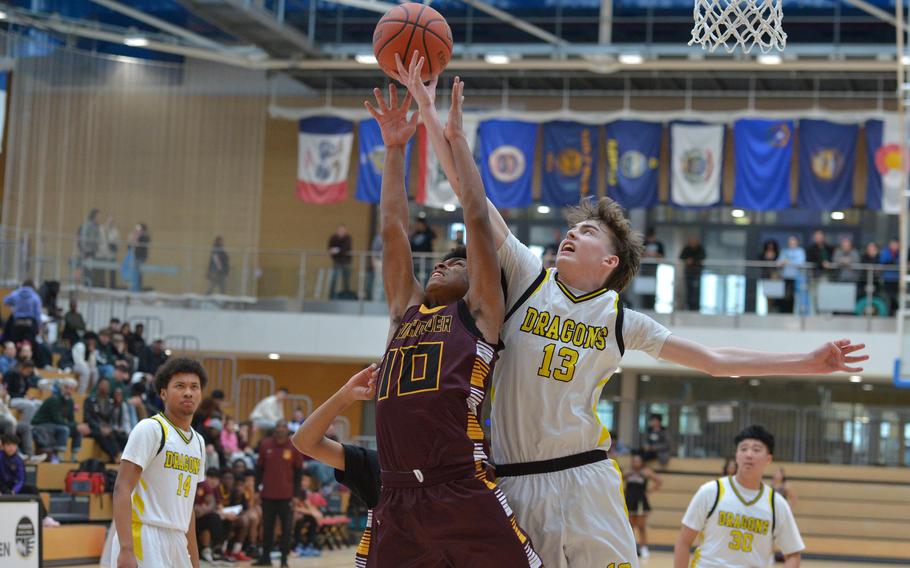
[626,494,651,515]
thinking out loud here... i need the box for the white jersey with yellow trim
[122,414,205,532]
[492,234,671,464]
[682,476,805,568]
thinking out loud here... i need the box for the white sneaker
[201,548,216,564]
[640,545,650,558]
[28,453,48,464]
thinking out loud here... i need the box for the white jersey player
[112,358,208,568]
[395,52,868,568]
[675,425,805,568]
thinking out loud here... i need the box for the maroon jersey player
[364,73,542,568]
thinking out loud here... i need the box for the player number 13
[537,343,579,382]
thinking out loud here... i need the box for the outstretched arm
[395,53,510,249]
[444,76,504,342]
[365,85,423,324]
[658,336,867,377]
[291,364,377,470]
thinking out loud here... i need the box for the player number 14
[176,472,192,498]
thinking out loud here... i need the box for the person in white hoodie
[249,387,288,434]
[72,332,99,394]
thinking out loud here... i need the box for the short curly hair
[154,357,208,394]
[564,197,643,292]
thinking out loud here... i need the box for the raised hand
[343,363,379,401]
[808,339,868,374]
[444,77,465,142]
[364,84,418,148]
[394,51,438,109]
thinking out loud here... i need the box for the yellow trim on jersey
[139,478,148,492]
[151,415,168,444]
[530,269,552,298]
[690,546,701,568]
[729,476,764,507]
[132,492,146,516]
[612,459,629,517]
[157,412,192,445]
[132,521,143,561]
[717,477,726,504]
[418,304,447,314]
[554,272,610,303]
[592,374,614,446]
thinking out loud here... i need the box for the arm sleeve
[498,233,544,313]
[334,445,381,509]
[12,458,25,494]
[681,482,716,532]
[773,495,806,556]
[623,309,672,358]
[120,419,161,471]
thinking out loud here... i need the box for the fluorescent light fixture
[757,54,782,65]
[903,54,910,65]
[124,36,149,47]
[729,375,740,379]
[268,353,281,360]
[731,209,745,218]
[443,203,457,212]
[484,54,510,65]
[355,53,378,64]
[830,210,845,220]
[749,378,761,387]
[0,11,8,20]
[537,205,551,214]
[618,53,644,65]
[849,375,862,383]
[862,384,873,391]
[640,374,651,382]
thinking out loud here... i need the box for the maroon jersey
[376,300,499,473]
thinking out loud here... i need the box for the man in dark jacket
[32,381,91,462]
[84,378,125,461]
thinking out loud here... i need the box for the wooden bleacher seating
[43,523,107,564]
[620,457,910,562]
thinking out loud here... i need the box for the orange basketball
[373,3,453,82]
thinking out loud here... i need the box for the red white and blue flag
[297,116,354,204]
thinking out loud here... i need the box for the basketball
[373,3,453,82]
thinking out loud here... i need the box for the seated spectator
[195,467,232,564]
[32,379,90,463]
[220,470,254,561]
[128,382,151,421]
[95,328,115,380]
[0,342,16,375]
[288,407,306,433]
[193,389,226,432]
[110,333,134,370]
[127,323,146,357]
[84,378,126,462]
[138,339,167,375]
[293,472,323,558]
[221,417,253,470]
[110,360,132,396]
[4,360,44,425]
[72,332,99,394]
[2,279,41,345]
[640,413,672,467]
[0,383,41,461]
[0,434,32,494]
[833,237,860,283]
[110,387,137,435]
[61,300,86,344]
[32,324,54,370]
[203,418,225,470]
[250,387,288,434]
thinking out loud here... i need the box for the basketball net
[689,0,787,53]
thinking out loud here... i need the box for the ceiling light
[731,209,745,218]
[757,54,782,65]
[729,375,740,379]
[0,11,8,20]
[618,53,644,65]
[484,54,510,65]
[268,353,281,360]
[903,54,910,65]
[862,384,873,391]
[443,203,457,212]
[749,378,761,387]
[355,53,377,64]
[640,374,651,382]
[830,210,845,221]
[124,36,149,47]
[536,205,551,214]
[849,375,862,383]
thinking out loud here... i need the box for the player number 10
[176,473,192,498]
[537,343,580,382]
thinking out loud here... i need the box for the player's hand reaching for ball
[364,84,417,148]
[395,51,438,109]
[808,339,868,374]
[343,363,379,402]
[444,77,465,143]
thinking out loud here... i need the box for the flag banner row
[297,116,907,212]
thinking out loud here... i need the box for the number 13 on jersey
[537,343,579,382]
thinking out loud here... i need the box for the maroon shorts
[373,466,543,568]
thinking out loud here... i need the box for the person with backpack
[673,425,804,568]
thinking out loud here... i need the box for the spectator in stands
[84,378,125,462]
[640,228,665,310]
[110,360,132,396]
[250,387,288,434]
[206,236,230,295]
[624,452,662,559]
[641,413,671,467]
[366,233,383,302]
[110,387,137,435]
[242,470,262,557]
[110,333,133,370]
[95,328,115,381]
[880,237,901,315]
[832,237,860,283]
[327,224,353,299]
[220,469,255,561]
[195,467,232,564]
[288,407,306,433]
[128,382,151,421]
[193,389,226,432]
[409,213,436,281]
[778,235,806,313]
[124,223,150,292]
[235,422,255,469]
[109,317,121,332]
[292,472,323,557]
[3,360,43,425]
[255,419,303,567]
[722,456,737,476]
[62,299,86,344]
[77,209,101,285]
[31,326,53,370]
[0,434,29,494]
[221,417,245,467]
[128,322,146,356]
[449,228,465,251]
[679,236,706,311]
[772,467,797,504]
[138,338,168,375]
[806,229,834,281]
[99,214,120,289]
[0,383,40,461]
[2,280,42,344]
[32,379,90,463]
[0,342,16,375]
[72,331,99,394]
[203,418,225,470]
[858,241,882,303]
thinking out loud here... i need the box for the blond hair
[565,197,643,292]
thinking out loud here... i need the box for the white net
[689,0,787,53]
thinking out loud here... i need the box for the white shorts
[110,523,191,568]
[498,458,638,568]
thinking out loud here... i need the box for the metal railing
[234,373,276,420]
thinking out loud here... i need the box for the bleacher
[621,457,910,564]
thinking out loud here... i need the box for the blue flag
[355,119,412,204]
[797,119,857,210]
[541,121,599,206]
[732,119,794,211]
[477,119,537,209]
[605,120,661,209]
